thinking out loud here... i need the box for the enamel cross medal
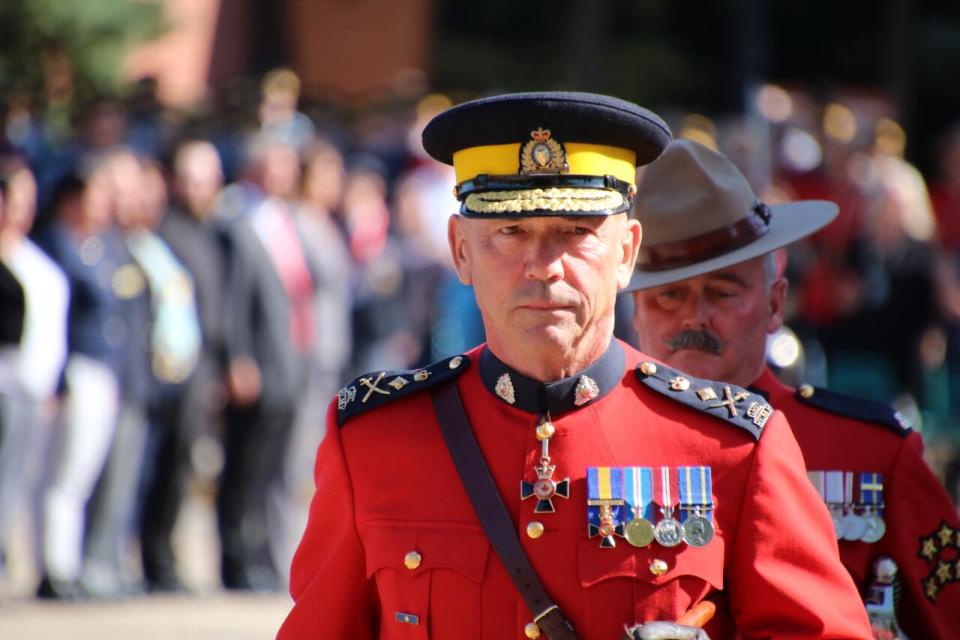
[521,413,570,513]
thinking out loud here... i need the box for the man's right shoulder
[336,354,470,427]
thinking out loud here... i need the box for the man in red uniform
[628,139,960,639]
[279,93,872,639]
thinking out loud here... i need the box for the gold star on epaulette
[925,576,941,601]
[938,523,955,547]
[937,560,953,584]
[921,535,940,562]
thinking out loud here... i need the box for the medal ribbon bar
[678,466,713,523]
[624,466,654,521]
[824,470,844,505]
[859,472,884,509]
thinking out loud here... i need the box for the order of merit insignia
[521,413,569,513]
[587,467,625,548]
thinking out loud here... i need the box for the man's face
[631,255,786,386]
[449,213,640,369]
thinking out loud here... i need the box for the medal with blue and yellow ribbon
[859,472,886,543]
[587,466,625,548]
[678,465,714,547]
[623,466,655,547]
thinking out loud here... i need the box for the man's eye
[498,226,520,236]
[571,226,589,235]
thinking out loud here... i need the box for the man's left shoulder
[794,384,913,437]
[336,354,470,427]
[634,360,774,441]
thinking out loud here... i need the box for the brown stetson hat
[623,139,838,291]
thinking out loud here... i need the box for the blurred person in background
[220,134,316,591]
[153,139,231,590]
[340,155,407,374]
[930,125,960,254]
[394,93,485,359]
[0,155,69,586]
[814,154,940,415]
[271,138,353,581]
[257,69,315,153]
[33,160,125,599]
[628,140,960,638]
[129,157,203,593]
[930,126,960,432]
[80,148,155,598]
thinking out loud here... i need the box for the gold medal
[624,517,655,548]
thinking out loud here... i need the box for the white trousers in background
[41,355,119,581]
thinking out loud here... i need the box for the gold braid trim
[464,188,625,214]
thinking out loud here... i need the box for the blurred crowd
[0,69,959,601]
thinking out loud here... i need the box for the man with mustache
[628,139,960,639]
[279,94,871,639]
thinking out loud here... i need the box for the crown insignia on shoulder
[635,361,772,440]
[795,384,912,436]
[336,355,469,426]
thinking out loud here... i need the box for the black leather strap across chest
[431,380,578,640]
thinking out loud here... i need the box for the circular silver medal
[624,517,655,548]
[654,517,684,547]
[682,515,715,547]
[860,513,886,543]
[841,512,867,541]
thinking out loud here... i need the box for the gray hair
[761,251,778,290]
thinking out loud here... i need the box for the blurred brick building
[124,0,433,107]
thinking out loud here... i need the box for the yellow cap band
[453,142,637,185]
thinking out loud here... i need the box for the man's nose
[679,293,710,329]
[523,237,565,281]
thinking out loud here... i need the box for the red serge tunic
[279,342,871,639]
[755,367,960,640]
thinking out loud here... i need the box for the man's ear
[448,214,473,285]
[767,277,788,334]
[615,217,642,289]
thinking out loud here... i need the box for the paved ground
[0,479,300,639]
[0,592,291,639]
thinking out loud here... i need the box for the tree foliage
[0,0,164,98]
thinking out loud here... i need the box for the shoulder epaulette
[634,360,773,441]
[337,354,470,426]
[794,384,912,436]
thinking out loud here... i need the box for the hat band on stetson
[636,202,772,272]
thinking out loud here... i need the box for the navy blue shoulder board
[634,360,773,441]
[336,354,470,426]
[794,384,912,436]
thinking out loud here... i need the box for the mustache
[664,329,725,355]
